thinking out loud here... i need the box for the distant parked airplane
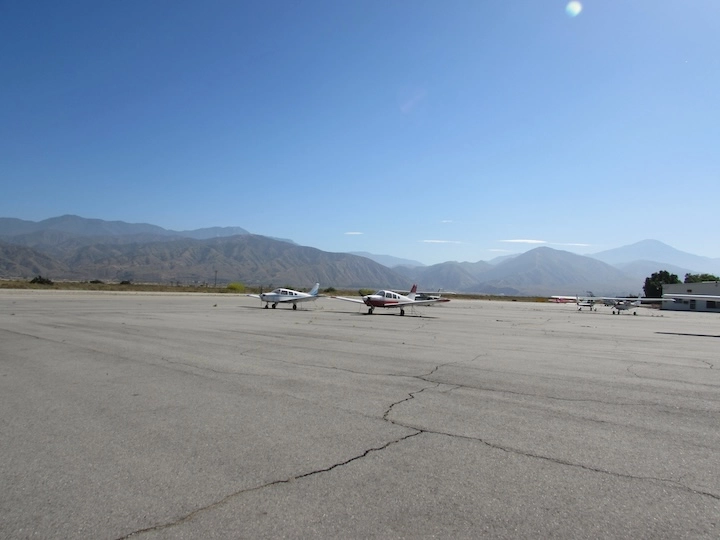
[549,292,600,311]
[333,284,449,315]
[550,292,666,314]
[247,283,320,310]
[601,295,669,315]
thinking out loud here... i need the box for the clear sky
[2,1,718,265]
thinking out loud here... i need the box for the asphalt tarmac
[1,290,718,539]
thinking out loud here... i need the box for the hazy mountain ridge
[2,234,407,288]
[0,215,250,240]
[350,252,425,268]
[590,240,720,275]
[1,216,718,293]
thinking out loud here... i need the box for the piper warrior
[333,284,449,315]
[247,283,320,310]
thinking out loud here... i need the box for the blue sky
[2,1,718,265]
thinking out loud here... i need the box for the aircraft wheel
[272,303,277,309]
[264,304,269,309]
[633,311,637,316]
[293,303,297,310]
[400,309,405,316]
[368,307,374,314]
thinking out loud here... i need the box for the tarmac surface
[1,290,719,539]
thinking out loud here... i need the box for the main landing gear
[366,307,405,315]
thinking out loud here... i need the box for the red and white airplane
[333,284,450,315]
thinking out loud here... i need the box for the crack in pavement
[116,430,423,539]
[118,384,439,538]
[385,407,720,503]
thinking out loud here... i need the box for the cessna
[551,293,666,314]
[247,283,320,310]
[333,284,449,315]
[549,292,600,311]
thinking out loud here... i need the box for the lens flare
[566,1,582,17]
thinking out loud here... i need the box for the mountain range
[2,215,719,295]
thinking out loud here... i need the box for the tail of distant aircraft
[407,284,418,300]
[309,283,320,296]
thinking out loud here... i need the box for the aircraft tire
[272,303,277,309]
[293,303,297,310]
[400,309,405,316]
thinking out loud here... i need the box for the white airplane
[247,283,320,310]
[333,284,450,315]
[549,292,601,311]
[551,292,665,314]
[598,295,666,315]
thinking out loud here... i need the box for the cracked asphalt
[1,290,718,539]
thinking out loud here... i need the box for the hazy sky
[2,1,718,264]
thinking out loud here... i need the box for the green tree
[643,270,680,297]
[684,273,720,283]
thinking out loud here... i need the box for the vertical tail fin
[408,284,417,300]
[309,283,320,296]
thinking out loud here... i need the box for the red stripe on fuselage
[364,297,399,308]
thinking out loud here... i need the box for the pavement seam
[116,432,422,539]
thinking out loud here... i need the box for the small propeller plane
[601,295,670,315]
[551,292,666,314]
[247,283,320,310]
[333,284,450,315]
[549,292,601,311]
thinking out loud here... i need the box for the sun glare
[566,1,582,17]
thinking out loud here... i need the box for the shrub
[227,282,245,293]
[30,275,53,285]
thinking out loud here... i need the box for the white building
[663,281,720,312]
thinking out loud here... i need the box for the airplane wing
[246,294,262,299]
[663,294,720,300]
[396,298,451,307]
[331,296,366,304]
[601,297,665,302]
[276,295,319,303]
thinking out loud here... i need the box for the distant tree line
[644,271,719,297]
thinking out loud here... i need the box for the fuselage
[363,290,407,308]
[260,289,310,303]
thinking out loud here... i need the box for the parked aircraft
[247,283,320,310]
[596,296,668,315]
[549,292,601,311]
[333,284,450,315]
[551,292,665,314]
